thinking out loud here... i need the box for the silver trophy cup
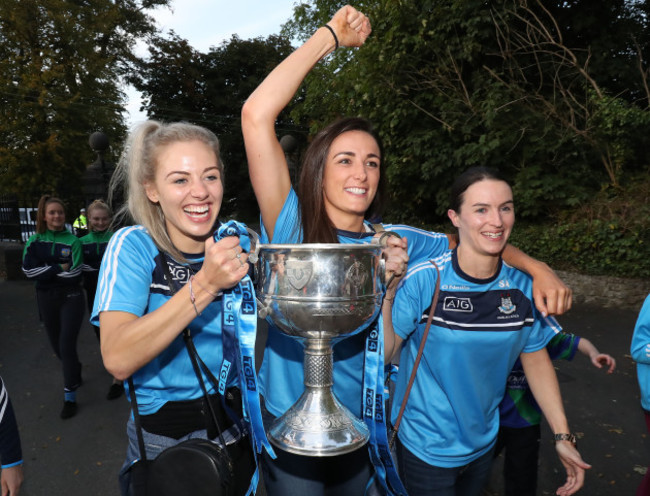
[250,236,390,457]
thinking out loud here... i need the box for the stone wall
[556,270,650,312]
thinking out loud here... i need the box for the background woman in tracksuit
[80,199,123,400]
[22,195,85,419]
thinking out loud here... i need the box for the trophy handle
[375,230,401,248]
[373,230,402,288]
[246,227,261,264]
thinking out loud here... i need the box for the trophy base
[268,386,369,457]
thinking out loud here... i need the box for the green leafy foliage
[279,0,650,275]
[510,221,650,279]
[0,0,166,206]
[282,0,650,224]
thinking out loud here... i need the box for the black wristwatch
[553,433,577,446]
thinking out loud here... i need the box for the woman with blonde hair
[80,199,123,399]
[92,120,257,495]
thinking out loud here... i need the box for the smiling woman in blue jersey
[241,5,574,495]
[384,167,591,496]
[91,121,258,495]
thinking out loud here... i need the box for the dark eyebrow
[332,151,381,160]
[471,200,514,208]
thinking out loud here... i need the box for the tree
[282,0,650,224]
[132,33,297,221]
[0,0,170,207]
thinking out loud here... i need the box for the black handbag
[126,330,256,496]
[125,256,256,496]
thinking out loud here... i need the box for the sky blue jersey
[391,251,557,468]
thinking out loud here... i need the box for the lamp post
[82,131,114,206]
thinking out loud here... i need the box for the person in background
[73,208,88,237]
[80,199,123,400]
[631,294,650,496]
[0,375,24,496]
[241,6,572,494]
[93,120,256,495]
[496,330,615,496]
[385,166,590,496]
[22,195,85,419]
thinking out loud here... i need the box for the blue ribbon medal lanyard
[362,247,408,496]
[214,220,276,495]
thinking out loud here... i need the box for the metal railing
[0,195,39,243]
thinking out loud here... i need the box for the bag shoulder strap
[159,253,231,445]
[128,377,148,462]
[127,253,232,463]
[390,260,441,446]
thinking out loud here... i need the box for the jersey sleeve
[80,235,96,272]
[91,227,155,325]
[522,313,562,354]
[546,331,581,361]
[385,225,450,264]
[0,376,22,468]
[262,187,301,244]
[392,263,437,340]
[21,235,60,281]
[631,295,650,364]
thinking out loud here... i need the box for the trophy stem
[268,337,370,456]
[303,338,334,388]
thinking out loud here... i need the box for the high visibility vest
[73,215,87,229]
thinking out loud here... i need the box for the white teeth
[184,205,208,214]
[345,187,366,195]
[483,232,502,239]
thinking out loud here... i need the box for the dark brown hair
[297,117,386,243]
[449,166,507,213]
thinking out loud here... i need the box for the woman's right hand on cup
[328,5,372,48]
[199,235,249,293]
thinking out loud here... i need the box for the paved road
[0,279,647,495]
[0,280,128,495]
[485,301,646,495]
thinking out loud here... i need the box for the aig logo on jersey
[443,296,473,312]
[498,293,517,315]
